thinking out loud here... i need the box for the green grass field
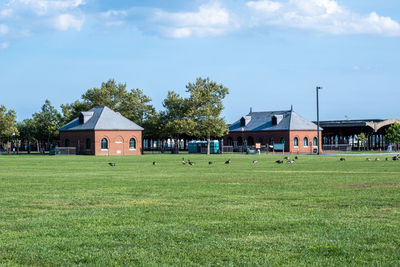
[0,154,399,266]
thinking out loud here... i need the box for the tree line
[0,77,230,154]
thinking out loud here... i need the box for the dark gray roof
[229,110,321,132]
[59,106,144,131]
[315,119,385,128]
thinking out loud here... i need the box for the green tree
[0,105,18,144]
[32,100,62,147]
[186,77,229,154]
[16,119,37,153]
[356,132,367,151]
[61,79,156,129]
[161,91,195,153]
[386,123,400,150]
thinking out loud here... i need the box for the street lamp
[12,132,16,154]
[316,86,323,155]
[241,127,244,154]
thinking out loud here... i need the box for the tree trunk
[207,136,210,155]
[36,141,40,153]
[28,141,31,154]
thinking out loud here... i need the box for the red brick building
[59,106,143,155]
[223,108,322,153]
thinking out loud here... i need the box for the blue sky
[1,0,399,123]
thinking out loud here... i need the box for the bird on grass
[276,160,283,164]
[295,156,299,160]
[340,158,346,161]
[385,157,389,161]
[188,160,195,166]
[225,159,231,164]
[284,156,290,160]
[108,162,115,167]
[287,160,295,164]
[182,158,187,165]
[375,158,380,161]
[366,158,371,161]
[153,161,157,166]
[252,160,258,164]
[208,161,213,165]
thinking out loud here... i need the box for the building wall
[289,130,322,154]
[60,130,142,155]
[223,130,322,153]
[94,130,142,156]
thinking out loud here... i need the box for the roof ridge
[92,106,105,129]
[288,109,293,130]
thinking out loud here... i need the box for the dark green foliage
[386,123,400,144]
[61,79,155,129]
[0,155,399,266]
[0,105,18,141]
[31,100,62,143]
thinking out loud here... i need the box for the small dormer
[272,115,283,126]
[78,112,94,125]
[240,116,251,127]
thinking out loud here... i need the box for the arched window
[101,138,108,149]
[65,139,70,147]
[313,137,318,146]
[258,137,264,145]
[248,136,254,146]
[269,138,274,146]
[294,137,298,147]
[237,136,243,146]
[86,138,91,150]
[129,138,136,149]
[304,137,308,147]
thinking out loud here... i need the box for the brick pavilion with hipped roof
[59,106,143,155]
[224,107,322,153]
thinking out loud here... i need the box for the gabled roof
[229,109,321,132]
[59,106,144,131]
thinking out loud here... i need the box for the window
[280,137,285,144]
[272,116,277,126]
[79,113,84,124]
[129,138,136,150]
[101,138,108,150]
[313,137,318,146]
[304,137,308,147]
[86,138,91,150]
[269,138,274,145]
[65,139,70,147]
[240,117,246,127]
[294,137,298,147]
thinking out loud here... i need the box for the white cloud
[0,8,13,18]
[247,0,282,14]
[101,10,127,19]
[0,41,9,49]
[151,2,235,38]
[16,0,85,16]
[246,0,400,36]
[0,24,9,35]
[53,13,84,31]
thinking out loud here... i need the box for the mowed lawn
[0,154,399,266]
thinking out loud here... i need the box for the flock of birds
[106,154,400,167]
[339,154,400,162]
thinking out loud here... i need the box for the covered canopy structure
[317,118,400,150]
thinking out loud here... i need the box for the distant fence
[53,147,77,155]
[322,144,352,151]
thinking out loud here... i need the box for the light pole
[241,127,244,154]
[316,86,323,155]
[12,132,16,154]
